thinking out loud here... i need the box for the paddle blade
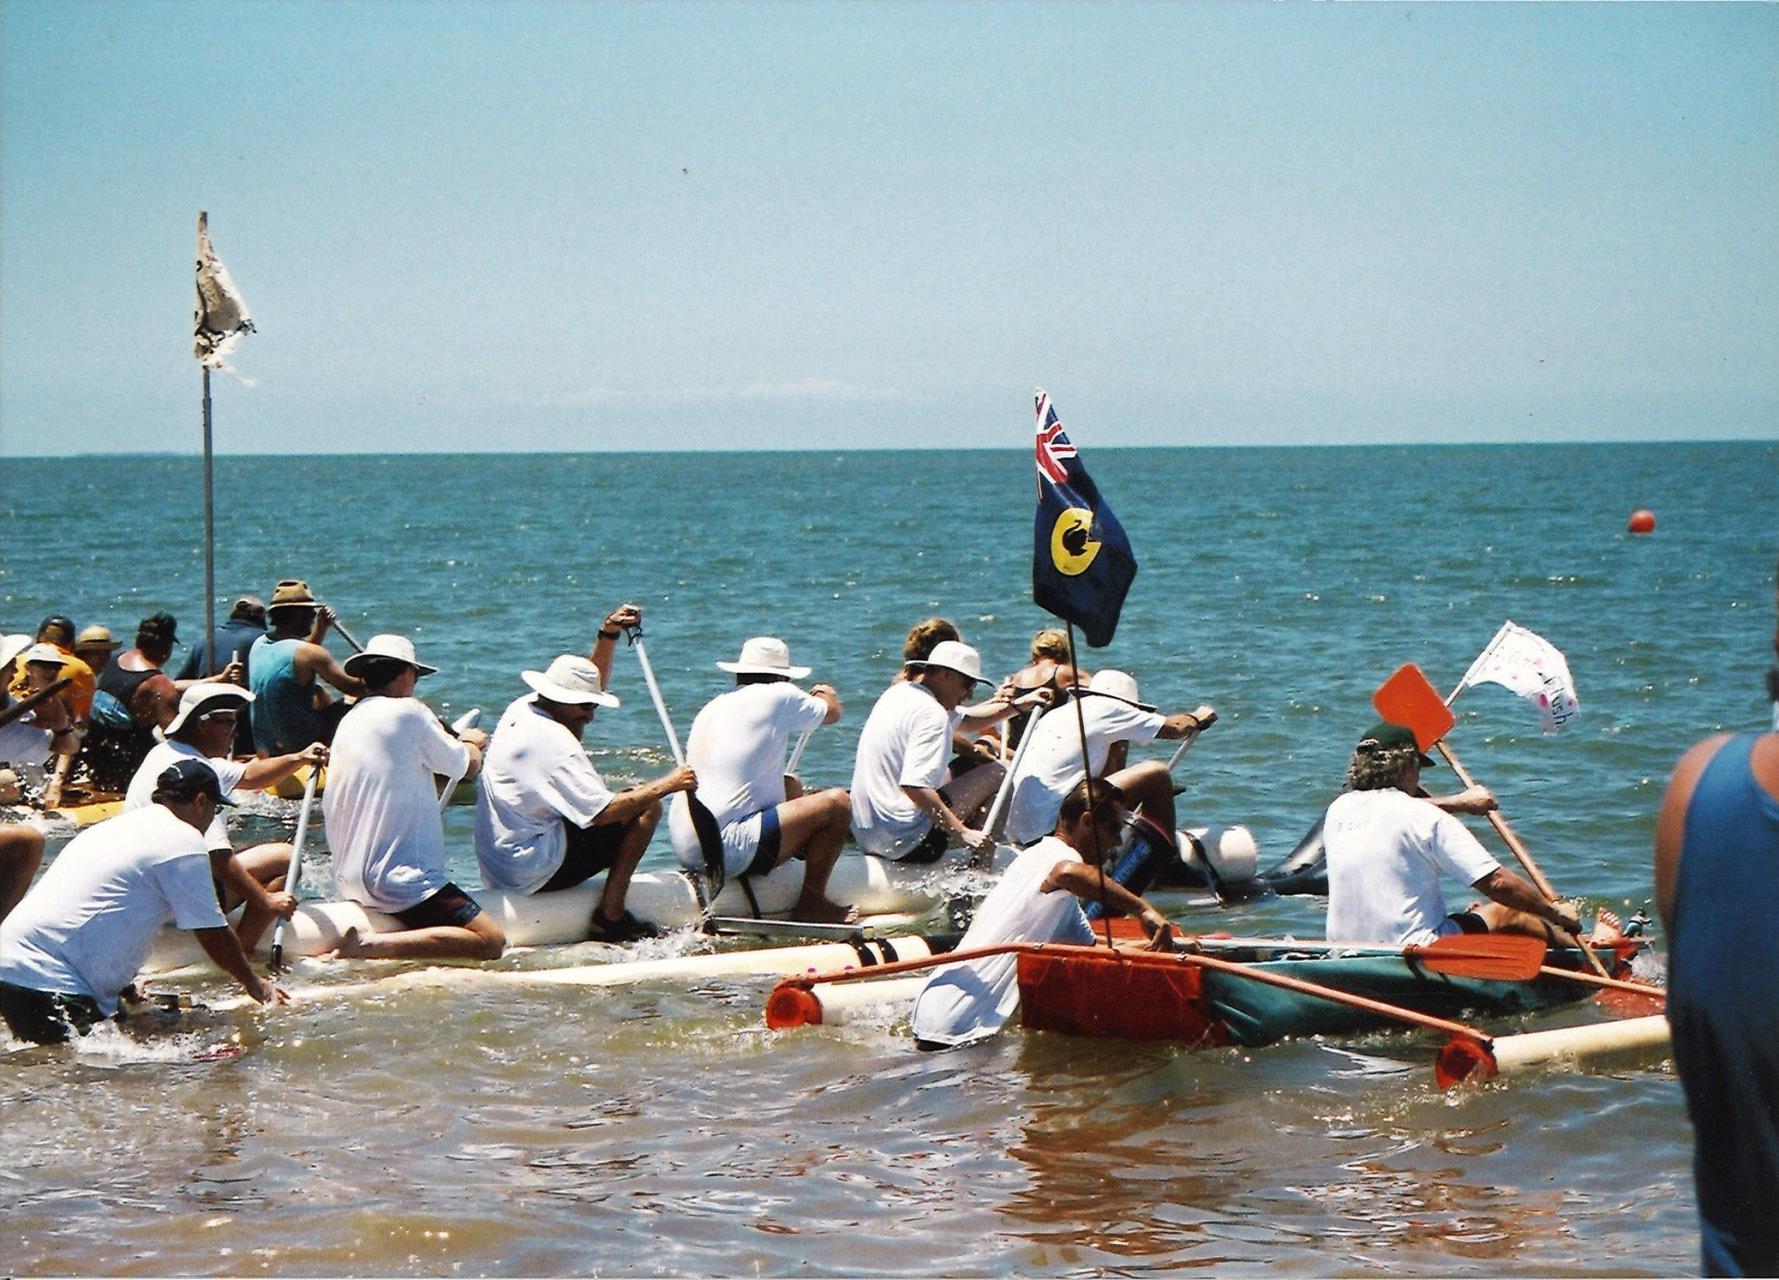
[1372,663,1455,750]
[688,795,726,897]
[1407,933,1545,981]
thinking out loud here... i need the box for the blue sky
[2,1,1775,455]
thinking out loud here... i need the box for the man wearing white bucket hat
[851,639,1048,861]
[1002,669,1213,849]
[122,682,325,951]
[476,610,698,944]
[667,637,852,922]
[323,634,498,960]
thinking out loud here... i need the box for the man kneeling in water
[910,777,1177,1050]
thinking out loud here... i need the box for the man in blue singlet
[1655,561,1779,1277]
[248,579,365,755]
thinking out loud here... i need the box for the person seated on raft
[322,634,497,961]
[666,635,853,924]
[0,759,286,1045]
[1,637,82,780]
[1323,721,1593,949]
[80,612,181,793]
[997,627,1091,752]
[474,605,698,945]
[177,594,268,682]
[9,620,96,809]
[121,682,325,952]
[850,640,1049,862]
[909,776,1179,1051]
[1001,669,1212,859]
[248,579,367,756]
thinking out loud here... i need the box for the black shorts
[539,821,628,893]
[894,824,951,865]
[0,980,107,1045]
[392,882,484,929]
[1447,910,1489,935]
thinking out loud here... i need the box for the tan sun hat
[163,682,255,737]
[74,625,119,651]
[1083,669,1156,712]
[267,579,319,611]
[342,633,438,678]
[523,655,620,708]
[716,636,812,680]
[908,640,987,686]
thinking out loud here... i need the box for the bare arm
[594,763,697,826]
[1471,866,1581,935]
[959,684,1051,736]
[295,642,367,698]
[590,604,641,688]
[192,925,284,1004]
[1154,705,1216,741]
[1654,734,1731,934]
[810,683,842,727]
[209,848,296,920]
[903,784,991,854]
[236,743,326,792]
[1044,862,1176,949]
[1430,785,1498,817]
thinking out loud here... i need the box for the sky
[2,1,1775,456]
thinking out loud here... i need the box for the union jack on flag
[1035,392,1077,485]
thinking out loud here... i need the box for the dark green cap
[1357,720,1436,768]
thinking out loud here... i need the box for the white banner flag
[194,211,255,371]
[1459,621,1580,732]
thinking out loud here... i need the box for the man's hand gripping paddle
[626,625,727,898]
[1372,663,1610,978]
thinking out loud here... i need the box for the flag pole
[201,363,216,676]
[1064,622,1114,946]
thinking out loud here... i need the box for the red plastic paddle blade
[1408,933,1546,981]
[1372,663,1456,750]
[1435,1036,1498,1089]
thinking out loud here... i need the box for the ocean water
[1,440,1774,1276]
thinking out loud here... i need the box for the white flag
[194,211,255,371]
[1459,621,1580,732]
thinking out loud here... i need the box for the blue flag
[1031,389,1136,648]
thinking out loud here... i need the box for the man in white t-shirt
[910,776,1178,1049]
[851,640,1047,862]
[123,682,325,951]
[1002,669,1213,847]
[667,637,851,922]
[476,609,698,943]
[0,758,285,1044]
[1323,721,1583,947]
[322,635,495,961]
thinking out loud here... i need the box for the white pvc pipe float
[766,975,927,1029]
[1436,1014,1672,1088]
[1179,825,1260,883]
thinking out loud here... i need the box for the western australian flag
[1032,389,1137,648]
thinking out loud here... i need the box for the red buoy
[1627,509,1656,535]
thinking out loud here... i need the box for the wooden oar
[626,627,727,896]
[0,677,72,731]
[329,617,366,654]
[1192,932,1546,982]
[269,765,321,973]
[1529,964,1665,1000]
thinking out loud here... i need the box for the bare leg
[939,762,1005,827]
[772,789,855,923]
[1107,760,1177,833]
[1471,902,1584,950]
[331,912,506,961]
[596,800,660,926]
[0,824,45,921]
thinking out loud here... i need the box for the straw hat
[342,633,438,678]
[268,580,319,611]
[523,655,620,708]
[716,636,811,680]
[907,640,987,686]
[75,625,119,651]
[163,682,255,737]
[1083,669,1156,712]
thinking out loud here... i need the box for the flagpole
[1064,622,1114,946]
[201,364,216,676]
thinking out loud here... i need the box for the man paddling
[1654,560,1779,1277]
[850,640,1046,861]
[1002,669,1212,850]
[0,759,285,1044]
[248,579,366,755]
[122,683,324,951]
[666,636,853,923]
[475,606,698,944]
[1323,721,1583,947]
[323,634,499,961]
[81,612,181,791]
[909,776,1177,1050]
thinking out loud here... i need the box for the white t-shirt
[667,682,829,863]
[124,739,250,851]
[850,681,963,856]
[909,835,1095,1047]
[0,805,226,1015]
[0,704,52,767]
[1004,695,1167,845]
[323,696,470,913]
[474,694,614,894]
[1323,787,1502,946]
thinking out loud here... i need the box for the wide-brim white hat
[0,634,33,672]
[907,639,987,686]
[1083,669,1156,711]
[163,681,255,737]
[716,636,811,680]
[523,655,621,708]
[343,633,438,678]
[19,642,67,668]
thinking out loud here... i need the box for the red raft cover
[1016,947,1229,1046]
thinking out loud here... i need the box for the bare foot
[1589,909,1624,945]
[325,925,368,959]
[792,891,858,926]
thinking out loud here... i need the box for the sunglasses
[197,710,239,723]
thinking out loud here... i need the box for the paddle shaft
[0,678,72,731]
[626,628,725,893]
[1192,933,1545,980]
[330,618,366,654]
[1534,965,1666,999]
[785,726,814,777]
[981,702,1046,840]
[269,765,321,972]
[628,636,686,765]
